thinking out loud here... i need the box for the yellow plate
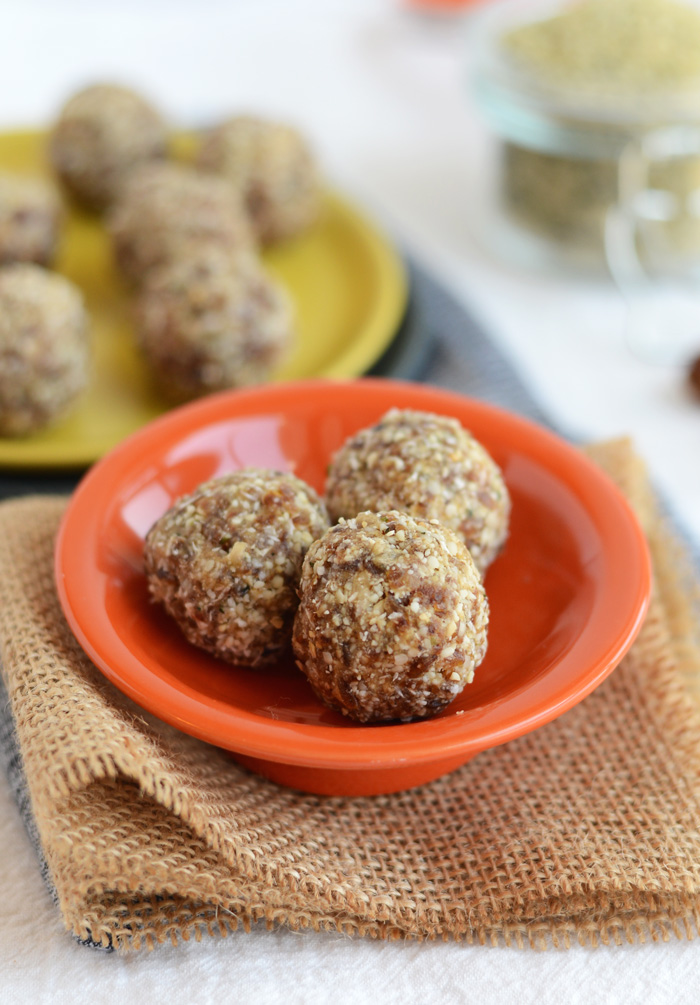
[0,130,408,469]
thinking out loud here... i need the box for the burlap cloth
[2,438,700,952]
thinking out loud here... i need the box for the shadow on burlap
[2,439,700,951]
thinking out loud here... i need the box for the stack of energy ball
[0,186,87,436]
[0,83,320,436]
[144,409,511,724]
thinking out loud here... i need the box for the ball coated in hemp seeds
[0,264,90,436]
[135,247,294,402]
[144,470,330,667]
[197,115,320,244]
[108,161,253,285]
[292,510,489,723]
[49,83,168,211]
[325,409,511,576]
[0,172,62,267]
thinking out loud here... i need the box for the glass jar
[470,0,700,277]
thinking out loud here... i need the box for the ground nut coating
[135,248,294,401]
[144,470,330,667]
[108,162,253,284]
[325,409,511,576]
[49,83,167,211]
[0,173,62,267]
[0,264,90,436]
[197,115,320,244]
[292,510,489,723]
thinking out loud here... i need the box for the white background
[2,1,700,1002]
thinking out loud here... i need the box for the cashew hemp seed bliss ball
[292,510,489,723]
[49,83,168,211]
[0,264,90,436]
[108,162,253,285]
[144,470,330,667]
[325,409,511,577]
[135,248,295,402]
[0,173,62,267]
[197,115,320,244]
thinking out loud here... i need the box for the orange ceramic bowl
[55,379,651,796]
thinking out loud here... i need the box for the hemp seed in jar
[472,0,700,270]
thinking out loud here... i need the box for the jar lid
[471,0,700,157]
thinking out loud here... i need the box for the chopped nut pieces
[325,408,510,576]
[144,470,329,667]
[292,510,489,723]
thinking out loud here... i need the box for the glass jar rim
[470,0,700,156]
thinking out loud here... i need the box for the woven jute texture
[2,439,700,952]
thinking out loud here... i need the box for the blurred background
[2,0,700,529]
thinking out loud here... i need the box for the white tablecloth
[2,2,700,1001]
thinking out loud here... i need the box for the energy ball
[135,248,294,401]
[49,83,167,211]
[292,510,489,723]
[0,264,90,436]
[197,115,320,244]
[144,470,330,667]
[325,409,511,576]
[0,173,62,266]
[108,161,253,284]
